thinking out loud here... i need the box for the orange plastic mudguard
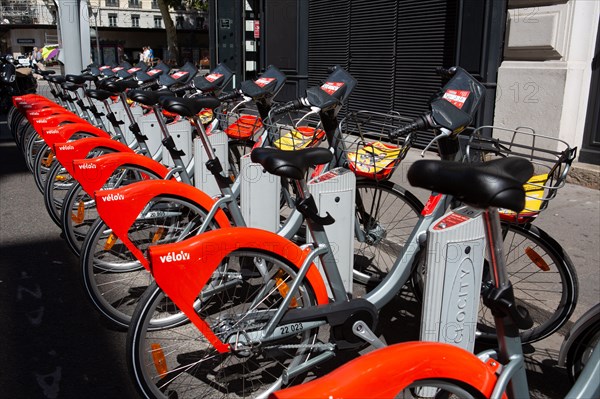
[25,106,71,123]
[146,227,330,354]
[31,113,88,133]
[53,137,134,176]
[270,342,502,399]
[94,180,231,270]
[41,123,110,148]
[72,152,170,196]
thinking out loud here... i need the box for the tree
[156,0,208,65]
[157,0,179,65]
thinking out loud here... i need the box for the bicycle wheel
[565,321,600,382]
[43,162,74,226]
[127,250,320,399]
[352,179,424,296]
[477,223,579,344]
[23,129,44,173]
[60,165,163,256]
[395,379,486,399]
[227,139,254,180]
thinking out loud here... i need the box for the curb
[567,162,600,190]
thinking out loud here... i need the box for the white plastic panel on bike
[240,154,281,232]
[162,119,193,168]
[420,206,486,355]
[308,168,356,295]
[110,100,136,146]
[193,131,229,197]
[137,111,164,159]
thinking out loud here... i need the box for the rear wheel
[395,379,486,399]
[127,251,320,399]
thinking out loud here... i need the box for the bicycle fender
[25,106,69,122]
[41,123,111,148]
[72,152,170,196]
[32,113,87,133]
[12,94,50,108]
[271,342,502,399]
[94,180,230,270]
[146,228,330,354]
[53,137,134,176]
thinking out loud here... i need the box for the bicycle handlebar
[435,66,457,79]
[389,114,431,139]
[138,79,157,90]
[270,98,309,115]
[217,90,242,102]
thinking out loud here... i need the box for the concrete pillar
[54,0,91,74]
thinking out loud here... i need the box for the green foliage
[162,0,208,11]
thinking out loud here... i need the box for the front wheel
[127,250,320,399]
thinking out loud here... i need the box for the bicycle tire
[565,318,600,382]
[43,161,74,226]
[127,250,320,399]
[60,165,163,256]
[23,128,44,173]
[80,195,220,328]
[477,222,579,344]
[352,179,424,296]
[398,378,486,399]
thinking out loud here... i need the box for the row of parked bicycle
[4,55,599,398]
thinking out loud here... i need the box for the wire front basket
[466,126,577,221]
[215,100,263,140]
[264,109,326,151]
[339,110,415,181]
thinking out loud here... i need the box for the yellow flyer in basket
[274,127,323,151]
[500,173,548,215]
[347,141,401,175]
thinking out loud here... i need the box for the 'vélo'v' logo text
[159,251,191,263]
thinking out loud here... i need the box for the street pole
[92,7,101,64]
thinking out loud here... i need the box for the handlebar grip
[172,81,194,93]
[139,80,157,90]
[390,115,430,139]
[217,90,242,101]
[435,66,457,79]
[270,98,307,115]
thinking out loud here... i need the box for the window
[105,0,119,6]
[151,0,159,9]
[129,0,141,8]
[108,13,117,27]
[131,14,140,27]
[154,16,162,28]
[176,16,184,28]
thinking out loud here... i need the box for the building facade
[0,0,208,66]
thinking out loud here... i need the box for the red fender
[53,137,134,176]
[32,113,88,133]
[146,228,330,353]
[25,107,71,123]
[72,152,170,196]
[41,123,110,148]
[94,180,231,270]
[271,342,503,399]
[12,94,50,108]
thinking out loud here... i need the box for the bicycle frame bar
[271,341,501,399]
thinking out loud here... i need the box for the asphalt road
[1,102,598,398]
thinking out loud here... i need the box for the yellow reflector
[55,174,67,181]
[71,200,85,223]
[525,246,550,271]
[152,227,165,243]
[43,151,55,167]
[275,270,298,308]
[104,233,118,251]
[150,343,168,377]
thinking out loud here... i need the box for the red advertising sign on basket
[320,81,344,95]
[147,68,162,76]
[442,89,470,109]
[171,71,189,79]
[205,73,223,82]
[254,20,260,39]
[255,77,275,87]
